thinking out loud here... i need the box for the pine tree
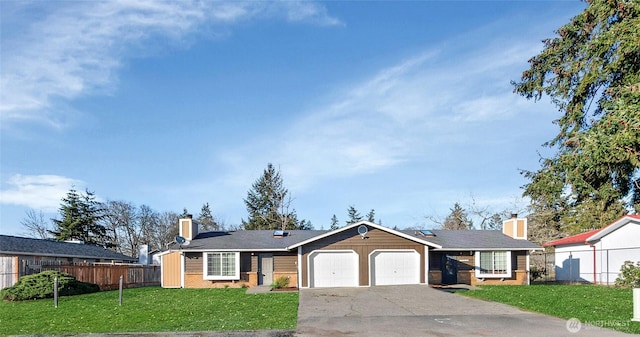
[330,214,340,230]
[513,0,639,233]
[366,209,376,223]
[180,208,190,218]
[50,189,111,246]
[197,202,218,232]
[442,203,473,230]
[242,163,292,230]
[346,206,363,226]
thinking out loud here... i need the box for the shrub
[270,275,290,289]
[615,261,640,288]
[529,266,546,281]
[0,270,100,301]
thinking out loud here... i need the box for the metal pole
[54,276,58,308]
[569,253,573,282]
[544,252,548,283]
[606,249,610,286]
[119,275,123,306]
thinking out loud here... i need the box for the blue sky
[0,1,586,235]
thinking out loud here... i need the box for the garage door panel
[310,251,358,288]
[372,250,420,286]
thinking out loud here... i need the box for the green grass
[0,287,298,335]
[461,285,640,334]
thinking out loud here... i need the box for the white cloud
[0,174,83,211]
[215,31,551,194]
[0,0,341,128]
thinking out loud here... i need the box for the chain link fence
[530,247,640,285]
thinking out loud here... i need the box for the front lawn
[461,285,640,334]
[0,287,298,335]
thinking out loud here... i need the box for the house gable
[288,221,442,250]
[594,220,639,250]
[586,215,640,246]
[298,223,431,287]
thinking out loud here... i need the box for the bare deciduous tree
[20,209,51,239]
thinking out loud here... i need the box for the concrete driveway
[296,285,629,337]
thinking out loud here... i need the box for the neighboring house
[159,215,541,288]
[0,235,136,289]
[544,214,640,285]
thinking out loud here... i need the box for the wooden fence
[23,261,160,290]
[0,256,17,290]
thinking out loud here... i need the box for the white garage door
[371,250,420,286]
[310,251,359,288]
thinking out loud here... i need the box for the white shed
[544,215,640,284]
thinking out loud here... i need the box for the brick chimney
[502,214,527,240]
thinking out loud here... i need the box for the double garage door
[309,250,420,287]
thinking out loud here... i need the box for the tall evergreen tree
[513,0,639,233]
[180,208,190,218]
[242,163,299,230]
[330,214,340,230]
[346,206,363,226]
[50,189,111,246]
[366,209,376,223]
[197,202,219,231]
[442,203,473,230]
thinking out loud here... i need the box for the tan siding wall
[251,255,258,272]
[517,220,525,238]
[273,253,297,272]
[180,220,191,239]
[301,227,425,287]
[161,251,181,288]
[515,251,527,270]
[504,221,514,238]
[184,252,201,273]
[429,251,529,286]
[183,252,253,288]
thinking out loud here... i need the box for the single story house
[544,214,640,284]
[160,215,541,288]
[0,235,136,289]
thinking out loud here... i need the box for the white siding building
[544,215,640,284]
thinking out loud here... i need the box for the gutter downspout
[590,244,596,284]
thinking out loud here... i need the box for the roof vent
[273,230,287,237]
[417,230,435,237]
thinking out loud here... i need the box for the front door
[258,254,273,286]
[442,255,458,285]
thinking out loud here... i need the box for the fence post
[119,275,123,306]
[53,277,58,308]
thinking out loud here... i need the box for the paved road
[296,285,631,337]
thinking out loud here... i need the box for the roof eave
[0,250,135,261]
[176,248,291,253]
[586,215,639,243]
[433,247,543,252]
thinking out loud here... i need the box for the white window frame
[475,250,511,278]
[203,252,240,280]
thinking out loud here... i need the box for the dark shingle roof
[174,230,328,251]
[401,230,542,250]
[0,235,136,261]
[169,227,540,252]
